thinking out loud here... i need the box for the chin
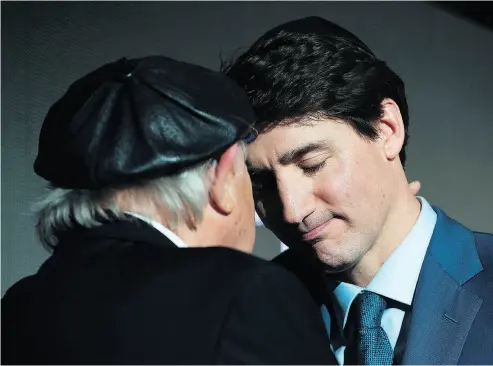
[312,241,359,273]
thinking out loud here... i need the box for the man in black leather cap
[1,56,336,365]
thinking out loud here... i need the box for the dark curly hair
[223,18,410,165]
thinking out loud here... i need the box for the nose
[277,176,313,224]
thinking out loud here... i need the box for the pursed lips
[301,217,335,241]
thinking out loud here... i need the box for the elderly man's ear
[209,144,239,215]
[409,181,421,196]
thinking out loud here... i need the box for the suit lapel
[402,252,482,364]
[403,208,483,364]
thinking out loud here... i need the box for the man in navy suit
[224,16,493,365]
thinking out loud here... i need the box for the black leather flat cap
[34,56,255,189]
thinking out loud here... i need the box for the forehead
[246,118,350,164]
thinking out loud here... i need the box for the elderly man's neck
[115,193,208,248]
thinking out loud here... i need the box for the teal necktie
[346,290,394,365]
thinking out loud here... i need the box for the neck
[116,195,201,248]
[117,196,242,251]
[344,182,422,287]
[127,208,209,249]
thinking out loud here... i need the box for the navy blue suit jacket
[273,207,493,364]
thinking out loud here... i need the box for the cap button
[113,57,137,82]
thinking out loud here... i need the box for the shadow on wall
[430,2,493,31]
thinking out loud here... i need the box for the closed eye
[301,161,327,175]
[299,151,330,175]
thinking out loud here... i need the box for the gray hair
[35,159,218,248]
[35,141,247,248]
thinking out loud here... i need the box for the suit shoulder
[159,247,315,315]
[272,248,298,269]
[223,252,321,315]
[185,246,273,272]
[474,231,493,270]
[206,247,302,286]
[142,246,291,292]
[474,231,493,245]
[175,248,307,300]
[460,230,493,302]
[2,274,37,303]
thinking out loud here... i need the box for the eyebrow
[278,141,332,166]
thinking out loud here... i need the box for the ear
[408,180,421,196]
[377,98,405,161]
[209,144,239,215]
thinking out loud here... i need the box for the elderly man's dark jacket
[1,218,336,365]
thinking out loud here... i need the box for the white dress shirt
[322,197,438,365]
[125,212,188,248]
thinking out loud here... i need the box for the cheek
[315,151,384,216]
[312,157,350,205]
[341,151,388,232]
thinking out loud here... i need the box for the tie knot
[353,290,387,328]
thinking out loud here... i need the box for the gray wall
[2,1,492,294]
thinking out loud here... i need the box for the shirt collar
[125,212,188,248]
[367,196,437,304]
[330,196,437,331]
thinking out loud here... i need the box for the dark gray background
[2,1,492,295]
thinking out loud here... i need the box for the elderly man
[225,16,493,365]
[1,56,336,365]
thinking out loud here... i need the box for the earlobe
[379,99,405,161]
[209,178,235,215]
